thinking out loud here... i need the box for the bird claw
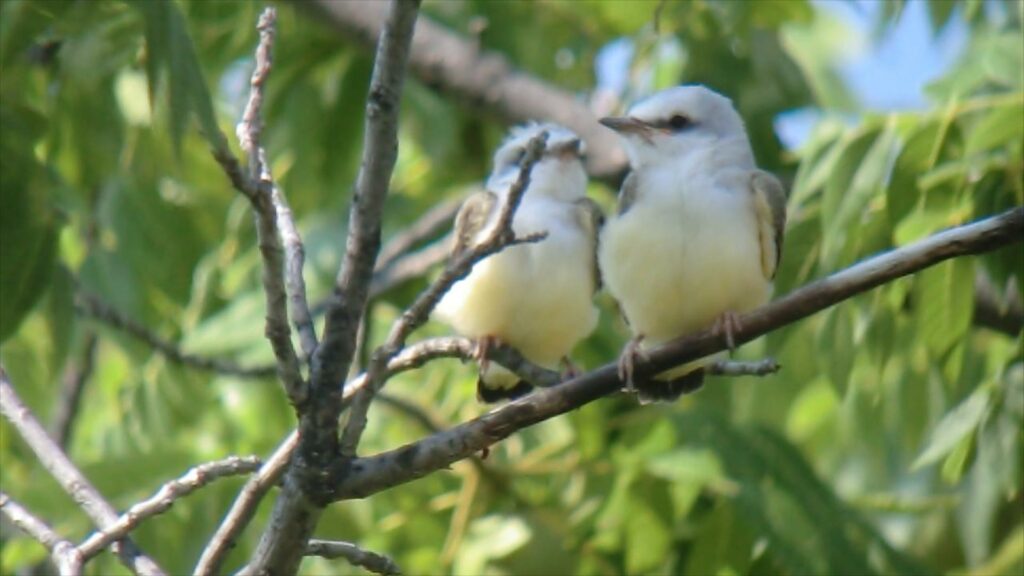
[712,312,742,352]
[475,335,497,372]
[561,357,581,380]
[617,335,648,392]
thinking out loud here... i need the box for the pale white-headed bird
[435,124,604,402]
[597,85,786,401]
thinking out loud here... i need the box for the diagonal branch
[50,331,98,448]
[328,206,1024,500]
[0,492,83,575]
[0,369,166,576]
[75,289,276,379]
[194,433,298,576]
[339,130,549,456]
[77,456,262,561]
[298,0,626,183]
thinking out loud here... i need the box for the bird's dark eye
[667,114,691,130]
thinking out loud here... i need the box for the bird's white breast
[599,169,771,346]
[436,196,599,367]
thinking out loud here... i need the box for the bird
[434,123,604,402]
[597,85,786,402]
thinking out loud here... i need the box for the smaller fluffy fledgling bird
[598,85,786,402]
[435,124,604,402]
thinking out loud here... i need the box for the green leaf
[133,1,227,154]
[685,502,757,576]
[913,257,975,356]
[625,492,672,574]
[0,102,58,342]
[964,97,1024,156]
[912,388,991,470]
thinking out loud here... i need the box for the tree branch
[244,3,422,574]
[0,368,166,576]
[305,539,402,575]
[303,0,421,468]
[50,331,98,448]
[327,207,1024,500]
[194,433,298,576]
[76,456,262,562]
[232,6,307,407]
[74,290,275,378]
[339,130,549,457]
[0,491,83,575]
[299,0,627,184]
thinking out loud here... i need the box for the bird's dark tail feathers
[477,378,534,403]
[635,368,705,404]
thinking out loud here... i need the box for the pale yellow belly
[436,238,598,368]
[600,200,771,347]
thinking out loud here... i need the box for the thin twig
[75,290,276,379]
[707,358,781,377]
[369,236,452,298]
[0,491,83,575]
[327,207,1024,500]
[50,331,98,448]
[376,197,460,270]
[194,433,298,576]
[305,539,402,575]
[0,368,166,576]
[232,6,307,407]
[339,130,549,457]
[77,456,262,561]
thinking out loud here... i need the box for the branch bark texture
[0,369,166,576]
[328,207,1024,500]
[244,2,422,574]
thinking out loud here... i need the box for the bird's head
[599,85,748,169]
[487,123,587,201]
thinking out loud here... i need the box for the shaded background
[1,0,1022,574]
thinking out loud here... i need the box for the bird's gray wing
[616,171,641,216]
[451,190,499,260]
[748,170,787,280]
[573,197,605,292]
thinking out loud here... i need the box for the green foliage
[1,1,1021,575]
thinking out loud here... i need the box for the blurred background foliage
[1,0,1022,574]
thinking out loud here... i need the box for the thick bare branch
[339,131,549,456]
[299,0,627,184]
[194,433,298,576]
[305,539,402,575]
[0,369,166,576]
[328,207,1024,500]
[75,290,276,378]
[245,3,422,574]
[77,456,261,561]
[0,492,83,575]
[303,0,421,465]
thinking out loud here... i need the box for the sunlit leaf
[913,387,991,470]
